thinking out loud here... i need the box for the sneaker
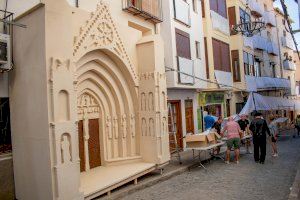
[274,153,278,157]
[225,161,230,164]
[236,161,239,164]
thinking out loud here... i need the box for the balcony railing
[177,56,195,84]
[173,0,191,26]
[123,0,163,23]
[252,35,268,51]
[281,36,295,50]
[248,0,264,17]
[263,12,276,27]
[245,75,291,91]
[243,36,253,49]
[283,60,296,71]
[210,10,230,35]
[267,41,279,56]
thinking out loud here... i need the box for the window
[240,8,250,24]
[212,38,231,72]
[192,0,197,12]
[195,41,201,59]
[231,50,241,81]
[243,51,254,75]
[201,0,205,17]
[204,37,210,79]
[228,7,236,35]
[271,63,276,78]
[175,29,191,59]
[210,0,227,18]
[254,61,261,77]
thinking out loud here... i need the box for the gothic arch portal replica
[47,0,170,199]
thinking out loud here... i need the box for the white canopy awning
[239,93,300,115]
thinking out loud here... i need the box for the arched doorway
[76,50,138,171]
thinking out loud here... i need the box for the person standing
[212,117,223,155]
[238,114,251,153]
[222,117,242,164]
[249,112,271,164]
[268,115,278,157]
[296,115,300,136]
[204,111,215,130]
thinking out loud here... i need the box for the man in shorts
[222,117,242,164]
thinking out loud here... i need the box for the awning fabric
[239,93,300,115]
[245,76,291,92]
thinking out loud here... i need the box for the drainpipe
[275,13,283,78]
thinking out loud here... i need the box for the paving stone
[121,136,300,200]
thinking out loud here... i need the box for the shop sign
[205,92,224,104]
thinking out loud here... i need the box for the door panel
[168,101,183,150]
[185,100,194,134]
[78,120,85,172]
[88,119,101,169]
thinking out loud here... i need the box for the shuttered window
[212,38,231,72]
[204,37,210,79]
[210,0,227,18]
[228,7,236,35]
[175,28,191,59]
[201,0,205,17]
[231,50,241,82]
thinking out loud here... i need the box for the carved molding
[77,93,100,116]
[73,0,137,80]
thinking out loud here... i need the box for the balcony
[252,35,268,51]
[245,75,291,91]
[214,70,233,89]
[248,0,264,17]
[263,12,276,27]
[177,56,194,84]
[283,60,296,71]
[123,0,163,23]
[281,36,295,50]
[243,36,253,49]
[174,0,190,26]
[210,11,230,35]
[267,41,279,56]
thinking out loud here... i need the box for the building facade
[161,0,207,148]
[4,0,170,199]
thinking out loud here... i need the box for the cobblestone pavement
[121,137,300,200]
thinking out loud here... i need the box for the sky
[274,0,300,50]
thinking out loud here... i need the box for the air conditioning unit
[0,33,12,70]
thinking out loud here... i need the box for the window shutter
[218,0,227,18]
[231,50,241,81]
[228,7,236,35]
[212,38,221,71]
[204,37,210,79]
[175,29,191,59]
[221,42,231,72]
[201,0,205,17]
[209,0,218,13]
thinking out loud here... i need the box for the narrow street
[121,137,300,200]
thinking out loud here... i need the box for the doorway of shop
[168,100,183,150]
[185,100,194,134]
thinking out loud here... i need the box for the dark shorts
[227,138,240,149]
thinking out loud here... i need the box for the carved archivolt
[73,0,137,80]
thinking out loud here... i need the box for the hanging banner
[198,93,206,107]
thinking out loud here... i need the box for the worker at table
[238,114,251,154]
[212,117,223,155]
[222,116,242,164]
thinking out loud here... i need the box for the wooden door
[78,120,85,172]
[88,119,101,169]
[185,100,194,134]
[168,101,183,149]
